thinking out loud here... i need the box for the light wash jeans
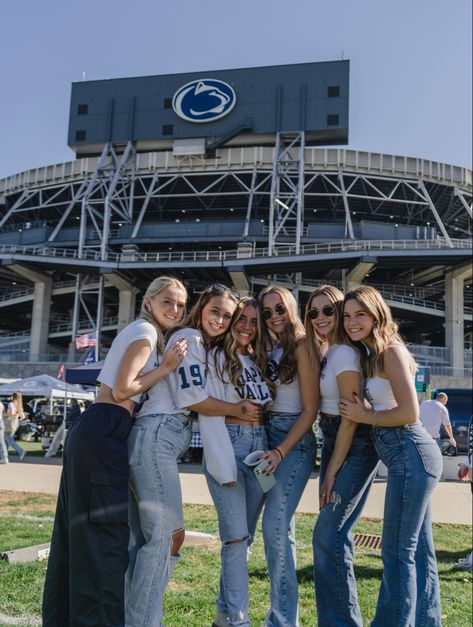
[371,422,442,627]
[205,424,268,627]
[125,413,191,627]
[263,413,317,627]
[313,415,379,627]
[6,429,25,457]
[0,418,8,461]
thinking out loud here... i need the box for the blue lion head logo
[172,79,236,123]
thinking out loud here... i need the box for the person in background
[339,286,442,627]
[419,392,456,450]
[0,400,8,464]
[4,392,26,461]
[306,285,379,627]
[43,276,189,627]
[454,415,472,571]
[258,286,319,627]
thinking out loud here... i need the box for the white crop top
[267,346,302,414]
[97,318,158,403]
[364,375,398,411]
[320,344,360,415]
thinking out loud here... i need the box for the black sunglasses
[203,283,240,299]
[307,305,335,320]
[261,303,287,321]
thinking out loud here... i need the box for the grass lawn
[0,492,471,626]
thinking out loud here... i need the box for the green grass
[0,496,471,625]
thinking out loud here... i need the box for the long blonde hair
[304,284,344,366]
[138,276,187,352]
[215,296,275,397]
[342,286,416,378]
[258,286,305,384]
[11,392,25,419]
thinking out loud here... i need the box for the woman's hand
[161,339,188,374]
[235,400,263,422]
[319,473,336,509]
[261,449,283,474]
[338,393,370,423]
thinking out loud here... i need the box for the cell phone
[254,459,276,493]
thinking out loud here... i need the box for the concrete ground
[0,456,471,525]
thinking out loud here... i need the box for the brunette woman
[125,284,263,627]
[306,285,379,626]
[339,286,442,627]
[4,391,26,461]
[43,276,188,627]
[259,286,319,627]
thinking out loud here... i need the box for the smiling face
[262,292,289,336]
[146,286,187,330]
[343,298,376,345]
[308,294,336,343]
[201,295,237,339]
[233,304,258,353]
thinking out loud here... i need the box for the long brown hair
[342,286,416,378]
[304,284,344,366]
[138,276,187,352]
[214,296,275,397]
[258,286,305,385]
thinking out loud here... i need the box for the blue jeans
[0,419,8,461]
[6,430,24,457]
[371,422,442,627]
[205,425,268,627]
[313,416,379,627]
[262,413,317,627]
[125,413,191,627]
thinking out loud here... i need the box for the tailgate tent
[65,361,104,386]
[0,374,94,400]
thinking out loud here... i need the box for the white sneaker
[212,609,230,626]
[19,451,26,462]
[0,458,8,464]
[454,552,472,571]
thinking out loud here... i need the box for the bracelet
[274,447,284,461]
[372,411,378,427]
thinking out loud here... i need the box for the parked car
[433,388,472,454]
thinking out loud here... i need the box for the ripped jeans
[313,415,379,626]
[371,422,442,627]
[125,413,191,627]
[204,425,267,627]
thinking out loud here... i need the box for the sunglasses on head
[261,303,287,321]
[204,283,240,299]
[307,305,335,320]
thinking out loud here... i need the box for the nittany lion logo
[172,79,236,123]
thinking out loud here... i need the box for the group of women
[42,276,442,627]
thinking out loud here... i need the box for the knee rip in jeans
[223,534,250,546]
[171,527,185,555]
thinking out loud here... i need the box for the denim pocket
[414,441,442,478]
[375,428,402,448]
[89,472,128,524]
[227,426,242,444]
[163,414,189,433]
[128,425,145,468]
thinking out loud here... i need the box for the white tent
[0,374,94,400]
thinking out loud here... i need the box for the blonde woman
[43,276,188,627]
[339,286,442,627]
[259,286,319,627]
[305,285,379,626]
[4,392,26,461]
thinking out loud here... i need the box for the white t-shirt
[267,346,302,414]
[365,376,398,411]
[97,318,158,403]
[419,400,451,438]
[320,344,360,415]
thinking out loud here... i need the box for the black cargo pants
[42,403,133,627]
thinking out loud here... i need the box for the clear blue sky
[0,0,471,179]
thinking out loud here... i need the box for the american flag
[75,332,97,350]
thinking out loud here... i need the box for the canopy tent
[65,361,103,386]
[0,374,94,400]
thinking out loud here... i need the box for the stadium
[0,60,471,383]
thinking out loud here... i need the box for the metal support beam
[344,257,377,291]
[417,179,453,247]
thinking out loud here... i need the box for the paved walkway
[0,456,471,525]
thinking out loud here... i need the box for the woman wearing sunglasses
[339,286,442,627]
[204,297,274,627]
[258,286,319,627]
[125,284,263,627]
[305,285,379,627]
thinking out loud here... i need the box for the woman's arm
[264,339,319,473]
[189,397,263,421]
[113,338,187,402]
[319,370,360,508]
[339,345,418,427]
